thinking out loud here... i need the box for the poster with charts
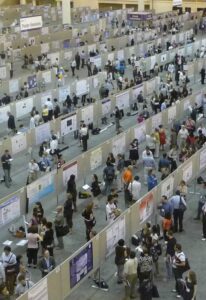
[134,123,146,143]
[182,160,193,183]
[62,161,78,186]
[132,84,143,101]
[9,79,19,93]
[0,66,6,79]
[61,113,77,136]
[16,97,33,118]
[106,215,125,257]
[27,170,56,205]
[27,75,37,89]
[59,85,70,102]
[152,113,162,131]
[76,79,89,96]
[161,176,174,198]
[81,105,94,124]
[146,78,156,95]
[28,278,48,300]
[0,195,20,226]
[112,134,126,157]
[138,192,154,224]
[0,105,10,123]
[168,105,176,124]
[11,133,27,155]
[90,148,102,170]
[42,70,51,84]
[116,91,130,109]
[41,92,52,107]
[102,98,111,115]
[200,147,206,171]
[35,122,51,145]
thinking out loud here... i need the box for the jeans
[3,168,11,188]
[165,256,173,279]
[173,268,183,294]
[116,264,124,283]
[103,180,113,195]
[173,209,184,232]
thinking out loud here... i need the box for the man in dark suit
[7,112,16,135]
[39,250,56,278]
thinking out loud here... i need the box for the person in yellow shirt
[42,105,49,123]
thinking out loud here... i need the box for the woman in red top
[186,132,196,147]
[159,125,166,150]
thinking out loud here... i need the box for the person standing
[28,159,39,183]
[106,195,117,224]
[115,239,127,284]
[172,243,186,298]
[1,150,12,188]
[128,176,141,202]
[123,251,138,300]
[67,174,77,212]
[71,59,76,77]
[165,230,176,281]
[201,202,206,241]
[200,67,205,84]
[54,206,64,250]
[75,52,80,70]
[179,270,197,300]
[42,222,54,256]
[142,151,156,185]
[26,226,42,268]
[82,203,96,241]
[1,246,17,295]
[103,162,115,195]
[15,274,34,297]
[80,124,89,152]
[63,193,74,234]
[45,98,53,121]
[7,112,16,135]
[39,250,55,278]
[91,174,101,208]
[114,106,121,132]
[169,190,187,232]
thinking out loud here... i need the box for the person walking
[7,112,16,135]
[82,203,96,241]
[67,174,77,212]
[63,193,74,234]
[54,206,64,250]
[1,150,12,188]
[169,190,187,233]
[103,162,115,196]
[123,251,138,300]
[115,239,127,284]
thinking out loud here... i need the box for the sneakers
[176,295,181,298]
[202,238,206,241]
[172,289,177,293]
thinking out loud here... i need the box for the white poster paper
[59,85,70,102]
[0,195,20,226]
[0,66,7,79]
[35,122,51,145]
[16,97,34,118]
[116,91,130,109]
[81,105,94,124]
[134,123,146,143]
[150,55,156,69]
[112,134,126,157]
[28,278,48,300]
[200,147,206,171]
[11,133,27,155]
[161,54,167,63]
[76,79,89,96]
[117,49,124,60]
[168,105,176,124]
[42,70,51,84]
[106,215,125,256]
[90,148,102,170]
[102,98,111,115]
[108,52,114,62]
[152,113,162,130]
[146,78,156,94]
[161,176,174,198]
[41,92,52,107]
[132,84,143,101]
[41,43,50,54]
[63,161,78,186]
[9,79,19,93]
[61,113,77,136]
[182,161,193,183]
[0,105,10,123]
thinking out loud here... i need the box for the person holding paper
[1,150,12,188]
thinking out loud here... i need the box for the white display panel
[35,122,51,145]
[0,105,10,123]
[76,80,89,96]
[168,105,176,124]
[11,133,27,155]
[152,113,162,131]
[182,161,193,183]
[90,148,102,170]
[20,16,43,31]
[106,216,125,256]
[28,278,48,300]
[61,113,77,136]
[134,123,146,143]
[59,86,70,102]
[116,91,130,109]
[9,79,19,93]
[62,161,78,186]
[16,97,33,118]
[81,105,94,124]
[161,176,174,198]
[102,98,111,115]
[0,195,20,226]
[112,134,126,157]
[199,147,206,171]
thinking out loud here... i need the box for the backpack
[105,167,115,182]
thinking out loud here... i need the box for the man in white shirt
[45,98,53,121]
[124,251,138,299]
[106,196,116,224]
[1,246,17,295]
[28,159,39,183]
[128,176,141,201]
[15,274,34,297]
[142,146,153,159]
[178,125,189,148]
[172,243,186,298]
[80,124,88,152]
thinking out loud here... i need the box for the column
[138,0,145,11]
[56,0,61,8]
[122,4,126,9]
[20,0,26,4]
[32,0,36,5]
[62,0,71,25]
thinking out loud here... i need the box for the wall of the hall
[0,0,19,5]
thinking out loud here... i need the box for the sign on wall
[20,16,43,31]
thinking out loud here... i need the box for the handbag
[56,225,69,237]
[181,258,190,273]
[179,196,187,212]
[152,284,160,298]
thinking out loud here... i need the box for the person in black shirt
[67,174,77,212]
[165,230,176,280]
[7,112,16,135]
[1,149,12,188]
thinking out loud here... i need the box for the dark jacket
[63,199,73,219]
[39,257,56,277]
[8,114,16,130]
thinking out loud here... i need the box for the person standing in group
[71,59,76,77]
[128,175,142,202]
[201,202,206,241]
[1,150,12,188]
[147,169,158,191]
[200,67,205,84]
[39,250,56,278]
[106,195,117,224]
[178,270,197,300]
[123,251,138,300]
[26,226,42,268]
[63,193,74,234]
[114,106,121,132]
[54,206,64,250]
[122,165,133,206]
[129,139,139,167]
[80,124,89,152]
[103,162,115,196]
[115,239,127,284]
[7,112,16,135]
[82,203,96,241]
[42,105,49,123]
[45,98,53,121]
[172,243,186,298]
[159,125,166,151]
[1,246,17,295]
[91,174,101,208]
[169,190,187,233]
[165,230,176,281]
[67,174,77,212]
[42,222,54,257]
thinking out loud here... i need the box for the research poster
[0,195,20,226]
[134,122,146,143]
[116,91,130,109]
[76,79,89,96]
[199,147,206,170]
[132,84,143,101]
[183,98,190,111]
[27,170,56,205]
[106,215,125,257]
[161,176,174,198]
[146,78,156,95]
[11,133,27,155]
[20,15,43,31]
[42,70,51,84]
[9,79,19,94]
[112,134,126,157]
[0,106,10,123]
[61,113,77,136]
[27,75,37,89]
[138,192,154,224]
[59,85,70,102]
[168,105,176,124]
[16,97,34,118]
[182,160,193,183]
[101,98,111,115]
[152,113,162,131]
[28,278,48,300]
[81,105,94,124]
[35,122,51,145]
[0,66,7,79]
[70,243,93,289]
[62,161,78,186]
[90,148,102,170]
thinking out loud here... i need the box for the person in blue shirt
[169,190,187,232]
[157,195,173,217]
[147,170,158,191]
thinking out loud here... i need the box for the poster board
[182,161,193,183]
[0,106,10,123]
[76,79,89,96]
[134,123,146,143]
[11,133,27,155]
[41,92,52,107]
[138,192,154,224]
[42,71,52,84]
[101,98,111,115]
[152,113,162,131]
[28,278,48,300]
[116,91,130,109]
[90,148,102,170]
[9,79,19,93]
[27,170,56,205]
[112,134,126,157]
[59,86,70,103]
[161,176,174,198]
[0,195,20,226]
[60,113,77,136]
[0,66,7,79]
[81,105,94,124]
[62,161,78,186]
[132,84,143,101]
[106,215,125,257]
[16,97,34,118]
[199,147,206,171]
[35,122,51,145]
[168,105,176,124]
